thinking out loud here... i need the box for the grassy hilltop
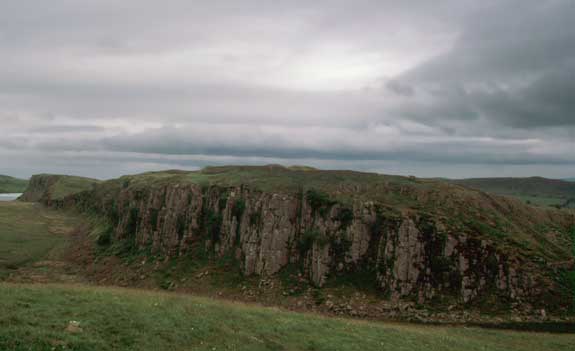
[0,175,28,193]
[18,174,100,202]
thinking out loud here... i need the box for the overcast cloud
[0,0,573,179]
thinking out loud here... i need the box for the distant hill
[450,177,575,208]
[564,178,575,182]
[0,175,28,193]
[18,174,100,203]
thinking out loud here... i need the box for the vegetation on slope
[106,165,425,203]
[19,174,101,202]
[0,175,28,193]
[451,177,575,208]
[0,202,80,279]
[50,176,101,200]
[1,283,574,351]
[566,227,575,310]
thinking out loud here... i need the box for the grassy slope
[19,174,101,202]
[0,175,28,193]
[568,227,575,308]
[451,177,575,207]
[118,166,574,210]
[0,202,79,279]
[116,165,431,201]
[1,284,574,351]
[50,175,101,200]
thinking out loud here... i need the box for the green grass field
[1,283,574,351]
[0,202,78,279]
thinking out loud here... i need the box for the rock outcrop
[20,167,575,310]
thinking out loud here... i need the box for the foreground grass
[1,284,574,351]
[0,202,78,279]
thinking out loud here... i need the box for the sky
[1,0,574,179]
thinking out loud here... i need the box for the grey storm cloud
[398,0,575,129]
[385,80,415,97]
[0,0,573,179]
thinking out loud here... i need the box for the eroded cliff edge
[21,166,575,311]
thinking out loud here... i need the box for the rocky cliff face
[18,174,60,202]
[21,168,575,309]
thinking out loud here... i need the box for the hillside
[1,284,574,351]
[19,166,575,313]
[18,174,100,203]
[0,201,81,280]
[0,175,28,193]
[451,177,575,208]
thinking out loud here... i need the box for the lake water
[0,193,22,201]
